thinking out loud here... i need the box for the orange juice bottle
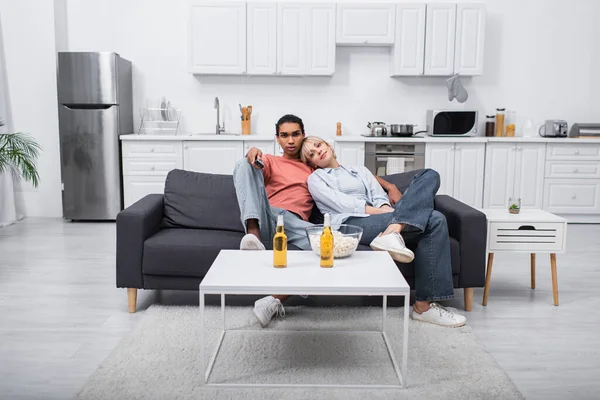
[273,214,287,268]
[320,213,334,268]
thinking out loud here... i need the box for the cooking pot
[390,124,416,137]
[367,121,387,136]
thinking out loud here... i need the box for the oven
[365,142,425,176]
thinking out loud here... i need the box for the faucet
[214,96,225,135]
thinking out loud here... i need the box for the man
[233,114,404,327]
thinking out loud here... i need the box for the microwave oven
[426,110,478,136]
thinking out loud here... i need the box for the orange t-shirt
[261,154,314,221]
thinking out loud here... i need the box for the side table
[478,209,567,306]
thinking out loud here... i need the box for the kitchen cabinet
[336,3,395,45]
[306,4,336,75]
[247,2,277,75]
[188,1,247,75]
[425,142,485,208]
[244,140,275,156]
[334,142,365,167]
[454,3,486,75]
[183,141,244,175]
[276,3,335,76]
[424,3,457,76]
[484,143,546,209]
[543,143,600,215]
[121,141,183,208]
[390,3,426,76]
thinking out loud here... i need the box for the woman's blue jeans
[345,169,454,302]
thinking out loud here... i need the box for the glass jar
[508,197,521,214]
[495,108,506,137]
[485,115,496,137]
[505,111,516,137]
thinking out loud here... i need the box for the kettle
[367,122,387,136]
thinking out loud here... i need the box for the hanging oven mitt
[446,74,468,103]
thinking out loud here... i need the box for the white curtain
[0,13,21,227]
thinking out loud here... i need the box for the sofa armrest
[434,195,487,288]
[116,194,164,289]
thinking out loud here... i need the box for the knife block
[242,119,251,135]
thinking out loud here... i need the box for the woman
[301,136,466,327]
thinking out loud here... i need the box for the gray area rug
[76,305,523,400]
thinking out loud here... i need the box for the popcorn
[309,230,359,259]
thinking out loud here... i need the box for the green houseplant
[0,119,41,188]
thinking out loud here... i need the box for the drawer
[546,143,600,160]
[489,222,565,252]
[122,158,182,176]
[545,161,600,178]
[122,141,183,158]
[543,179,600,214]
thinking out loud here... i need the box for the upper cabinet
[247,2,277,75]
[336,3,395,45]
[424,3,456,76]
[188,1,247,75]
[392,2,486,76]
[391,3,426,76]
[454,3,486,75]
[189,1,485,77]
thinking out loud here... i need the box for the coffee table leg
[403,294,409,387]
[221,294,226,331]
[550,253,559,306]
[199,290,205,385]
[382,295,387,333]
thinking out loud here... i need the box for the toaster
[539,119,568,137]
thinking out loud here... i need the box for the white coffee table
[478,209,567,306]
[199,250,410,389]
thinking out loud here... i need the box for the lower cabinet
[123,176,170,208]
[334,142,365,167]
[425,142,485,208]
[184,141,244,175]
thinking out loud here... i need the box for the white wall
[65,0,599,137]
[0,0,62,217]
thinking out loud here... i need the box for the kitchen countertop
[120,134,600,144]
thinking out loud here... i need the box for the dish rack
[137,107,181,135]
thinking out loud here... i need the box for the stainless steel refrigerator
[57,52,133,220]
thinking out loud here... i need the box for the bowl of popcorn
[305,224,363,259]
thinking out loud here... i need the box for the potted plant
[0,119,41,188]
[508,197,521,214]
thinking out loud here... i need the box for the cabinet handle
[363,40,368,44]
[151,166,155,171]
[574,168,579,173]
[455,146,461,151]
[150,148,155,152]
[451,146,455,150]
[575,150,580,154]
[184,144,188,149]
[360,146,364,150]
[517,146,522,151]
[572,194,577,199]
[245,145,249,150]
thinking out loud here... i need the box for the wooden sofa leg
[464,288,473,312]
[127,288,138,313]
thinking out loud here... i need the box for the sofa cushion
[143,228,301,277]
[356,236,460,278]
[162,169,245,233]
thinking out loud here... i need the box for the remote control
[254,158,265,169]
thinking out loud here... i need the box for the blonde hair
[301,136,336,166]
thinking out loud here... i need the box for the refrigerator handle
[62,104,115,110]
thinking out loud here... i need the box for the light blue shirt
[307,165,391,225]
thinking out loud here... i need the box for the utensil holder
[242,119,251,135]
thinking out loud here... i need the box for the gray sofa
[117,168,487,312]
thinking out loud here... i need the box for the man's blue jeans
[345,169,454,302]
[233,159,313,250]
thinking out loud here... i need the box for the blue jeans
[345,169,454,302]
[233,159,313,250]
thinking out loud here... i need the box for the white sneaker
[370,232,415,263]
[253,296,285,327]
[240,234,266,250]
[412,303,466,328]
